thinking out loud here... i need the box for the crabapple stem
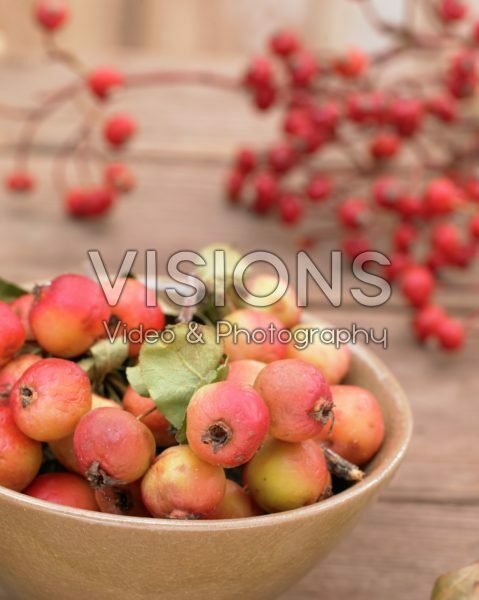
[136,406,157,422]
[322,447,364,482]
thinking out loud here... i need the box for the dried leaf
[432,562,479,600]
[78,337,129,385]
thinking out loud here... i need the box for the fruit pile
[0,267,385,519]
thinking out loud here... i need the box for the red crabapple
[141,445,226,519]
[400,265,436,308]
[227,359,265,387]
[286,323,351,385]
[74,408,155,488]
[0,302,25,368]
[306,174,332,202]
[337,197,369,229]
[255,359,333,442]
[11,358,92,442]
[109,278,165,356]
[65,186,116,218]
[436,316,465,351]
[0,354,41,401]
[279,194,303,225]
[219,309,287,363]
[34,1,69,31]
[88,67,125,100]
[207,480,262,519]
[0,405,42,491]
[270,30,300,57]
[49,394,120,473]
[423,178,460,216]
[438,0,468,21]
[5,170,35,193]
[370,133,401,160]
[95,480,150,517]
[245,274,301,328]
[25,473,98,511]
[413,305,446,342]
[104,162,136,193]
[317,385,385,465]
[103,113,137,148]
[186,381,269,468]
[332,48,368,78]
[11,294,35,341]
[30,273,110,358]
[288,51,319,87]
[122,386,176,447]
[245,438,330,513]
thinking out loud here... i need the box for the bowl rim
[0,332,413,530]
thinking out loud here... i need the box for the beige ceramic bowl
[0,337,412,600]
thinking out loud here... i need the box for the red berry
[423,178,460,216]
[333,48,368,79]
[5,170,35,193]
[438,0,468,21]
[267,142,297,174]
[373,176,403,210]
[88,67,124,100]
[225,170,244,204]
[473,20,479,44]
[270,30,300,57]
[186,381,269,468]
[396,194,423,220]
[283,109,310,135]
[234,147,257,174]
[337,197,368,229]
[74,408,156,488]
[469,214,479,239]
[103,113,137,148]
[0,302,25,368]
[394,223,418,252]
[0,354,41,402]
[389,98,423,137]
[342,235,371,259]
[123,386,175,448]
[34,0,68,31]
[436,317,465,351]
[104,162,135,193]
[464,178,479,203]
[370,133,401,160]
[426,94,457,123]
[382,252,412,283]
[253,84,277,111]
[306,174,332,202]
[25,473,98,511]
[347,92,388,124]
[65,186,116,219]
[309,101,341,135]
[401,265,435,308]
[252,172,279,214]
[413,305,446,342]
[447,242,476,268]
[289,51,319,87]
[244,56,273,88]
[279,193,303,225]
[431,222,461,258]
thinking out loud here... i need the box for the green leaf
[136,323,224,430]
[126,364,149,397]
[78,337,129,385]
[432,562,479,600]
[0,278,28,303]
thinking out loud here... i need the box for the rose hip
[95,481,150,517]
[10,358,92,442]
[255,359,333,442]
[141,445,226,519]
[413,305,446,342]
[74,408,155,488]
[0,302,25,368]
[11,294,36,341]
[317,385,385,465]
[30,274,110,358]
[103,113,137,148]
[65,186,116,218]
[245,438,330,513]
[0,354,41,402]
[207,480,262,520]
[123,386,176,447]
[25,473,98,511]
[227,360,265,387]
[34,1,69,31]
[186,381,269,468]
[88,67,124,100]
[286,323,351,385]
[0,405,42,491]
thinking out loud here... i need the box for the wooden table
[0,58,478,600]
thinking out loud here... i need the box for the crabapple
[141,445,226,519]
[316,385,385,465]
[186,381,269,468]
[0,354,41,401]
[438,0,468,21]
[373,176,403,210]
[382,252,412,283]
[34,1,69,31]
[436,316,465,351]
[0,405,42,491]
[252,172,279,214]
[255,359,333,443]
[5,170,35,193]
[245,438,330,513]
[11,294,35,341]
[279,194,303,225]
[88,67,125,100]
[288,51,319,87]
[306,174,332,202]
[49,394,120,473]
[11,358,92,442]
[394,223,418,253]
[413,305,446,342]
[332,48,368,78]
[103,113,137,148]
[123,386,175,447]
[389,98,423,137]
[0,302,25,368]
[207,480,262,520]
[74,408,155,488]
[337,197,368,229]
[234,147,257,174]
[25,473,98,511]
[431,223,461,258]
[270,30,300,57]
[219,309,287,363]
[286,323,351,385]
[400,265,435,308]
[227,360,265,387]
[427,94,457,123]
[95,480,150,517]
[244,56,273,88]
[65,186,116,218]
[30,273,110,358]
[244,274,301,328]
[104,162,136,193]
[109,277,165,356]
[423,178,460,216]
[267,142,296,174]
[469,214,479,240]
[342,234,371,259]
[370,133,401,160]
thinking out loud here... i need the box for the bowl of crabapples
[0,270,412,600]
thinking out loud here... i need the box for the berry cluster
[0,270,384,519]
[226,0,479,352]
